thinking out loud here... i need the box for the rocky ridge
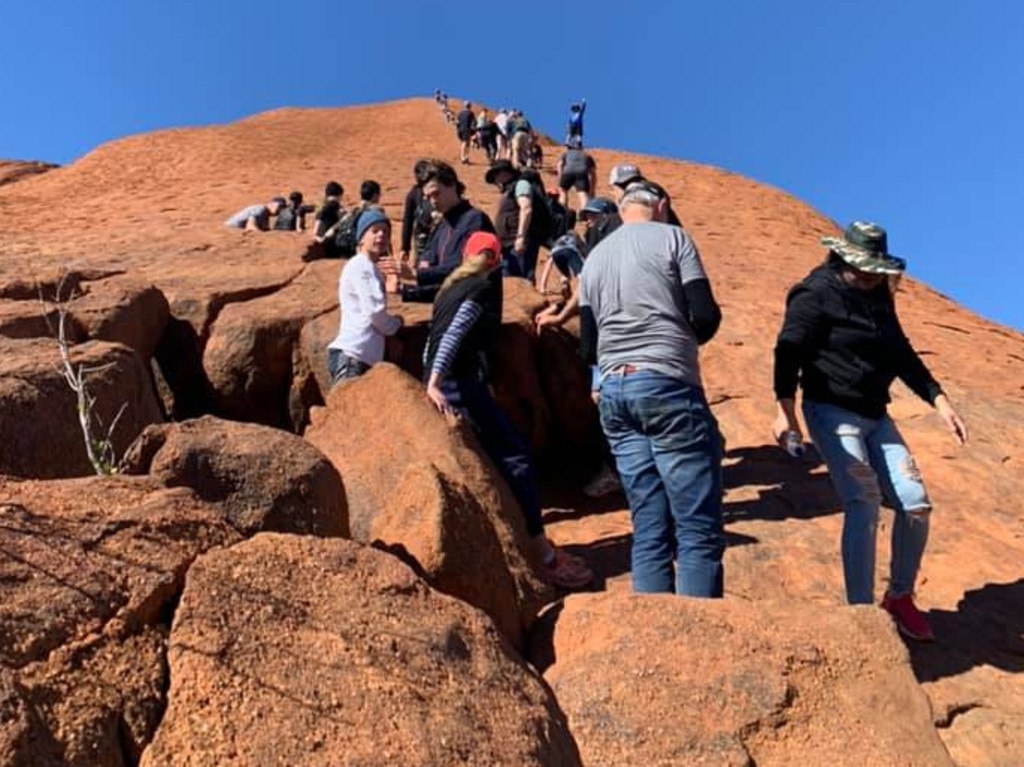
[1,97,1022,765]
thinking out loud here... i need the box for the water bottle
[783,430,805,459]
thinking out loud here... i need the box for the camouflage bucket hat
[821,221,907,275]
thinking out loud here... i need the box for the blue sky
[3,1,1022,330]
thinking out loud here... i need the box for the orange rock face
[305,363,548,648]
[535,592,953,767]
[1,97,1022,764]
[142,534,582,767]
[0,475,241,765]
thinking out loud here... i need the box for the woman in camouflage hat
[771,221,968,641]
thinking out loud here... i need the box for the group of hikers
[437,93,581,172]
[226,94,970,643]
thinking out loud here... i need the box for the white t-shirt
[328,253,401,364]
[494,111,510,136]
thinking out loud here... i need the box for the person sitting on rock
[224,196,286,231]
[326,209,404,383]
[423,230,593,590]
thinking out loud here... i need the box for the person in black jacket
[423,231,593,590]
[405,160,495,303]
[399,160,436,270]
[772,221,968,640]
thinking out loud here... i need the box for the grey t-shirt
[579,221,708,387]
[225,204,269,230]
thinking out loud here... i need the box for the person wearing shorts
[556,137,596,210]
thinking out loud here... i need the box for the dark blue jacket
[417,200,495,287]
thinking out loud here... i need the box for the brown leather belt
[614,364,642,375]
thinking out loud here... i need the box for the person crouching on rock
[326,209,404,384]
[423,231,593,590]
[772,221,969,641]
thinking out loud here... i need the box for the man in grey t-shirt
[578,180,725,597]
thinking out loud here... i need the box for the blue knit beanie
[355,208,390,245]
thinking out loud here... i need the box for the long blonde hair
[437,252,498,298]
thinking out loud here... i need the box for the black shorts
[457,129,471,142]
[559,170,591,193]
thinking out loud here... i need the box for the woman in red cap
[423,231,593,590]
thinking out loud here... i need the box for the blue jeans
[503,242,540,282]
[598,370,724,597]
[802,400,931,605]
[327,349,370,385]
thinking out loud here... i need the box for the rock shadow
[561,529,759,591]
[908,579,1024,684]
[723,444,839,523]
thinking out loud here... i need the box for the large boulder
[305,363,547,648]
[534,592,953,767]
[65,274,171,361]
[122,415,347,537]
[0,337,163,478]
[202,259,338,427]
[0,474,242,766]
[141,534,582,767]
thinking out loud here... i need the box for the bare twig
[39,268,126,475]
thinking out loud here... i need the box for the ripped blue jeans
[803,400,932,605]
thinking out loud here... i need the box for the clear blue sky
[3,1,1021,330]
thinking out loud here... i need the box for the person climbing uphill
[423,230,593,590]
[772,221,968,641]
[566,98,586,144]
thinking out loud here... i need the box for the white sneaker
[583,464,621,498]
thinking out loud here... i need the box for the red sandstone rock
[305,363,548,647]
[0,337,163,478]
[122,414,347,537]
[1,98,1022,763]
[66,273,170,361]
[0,474,241,765]
[141,533,582,767]
[0,159,57,187]
[535,592,953,767]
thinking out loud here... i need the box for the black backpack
[519,168,575,247]
[273,205,299,231]
[333,207,364,257]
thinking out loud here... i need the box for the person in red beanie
[423,231,593,590]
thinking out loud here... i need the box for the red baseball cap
[463,231,503,270]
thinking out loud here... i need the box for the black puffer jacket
[774,256,942,419]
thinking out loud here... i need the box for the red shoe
[541,549,593,591]
[882,592,934,641]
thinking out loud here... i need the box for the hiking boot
[583,464,621,498]
[542,548,593,590]
[882,592,934,641]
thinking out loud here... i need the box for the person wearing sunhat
[326,209,404,383]
[772,221,968,640]
[423,231,594,590]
